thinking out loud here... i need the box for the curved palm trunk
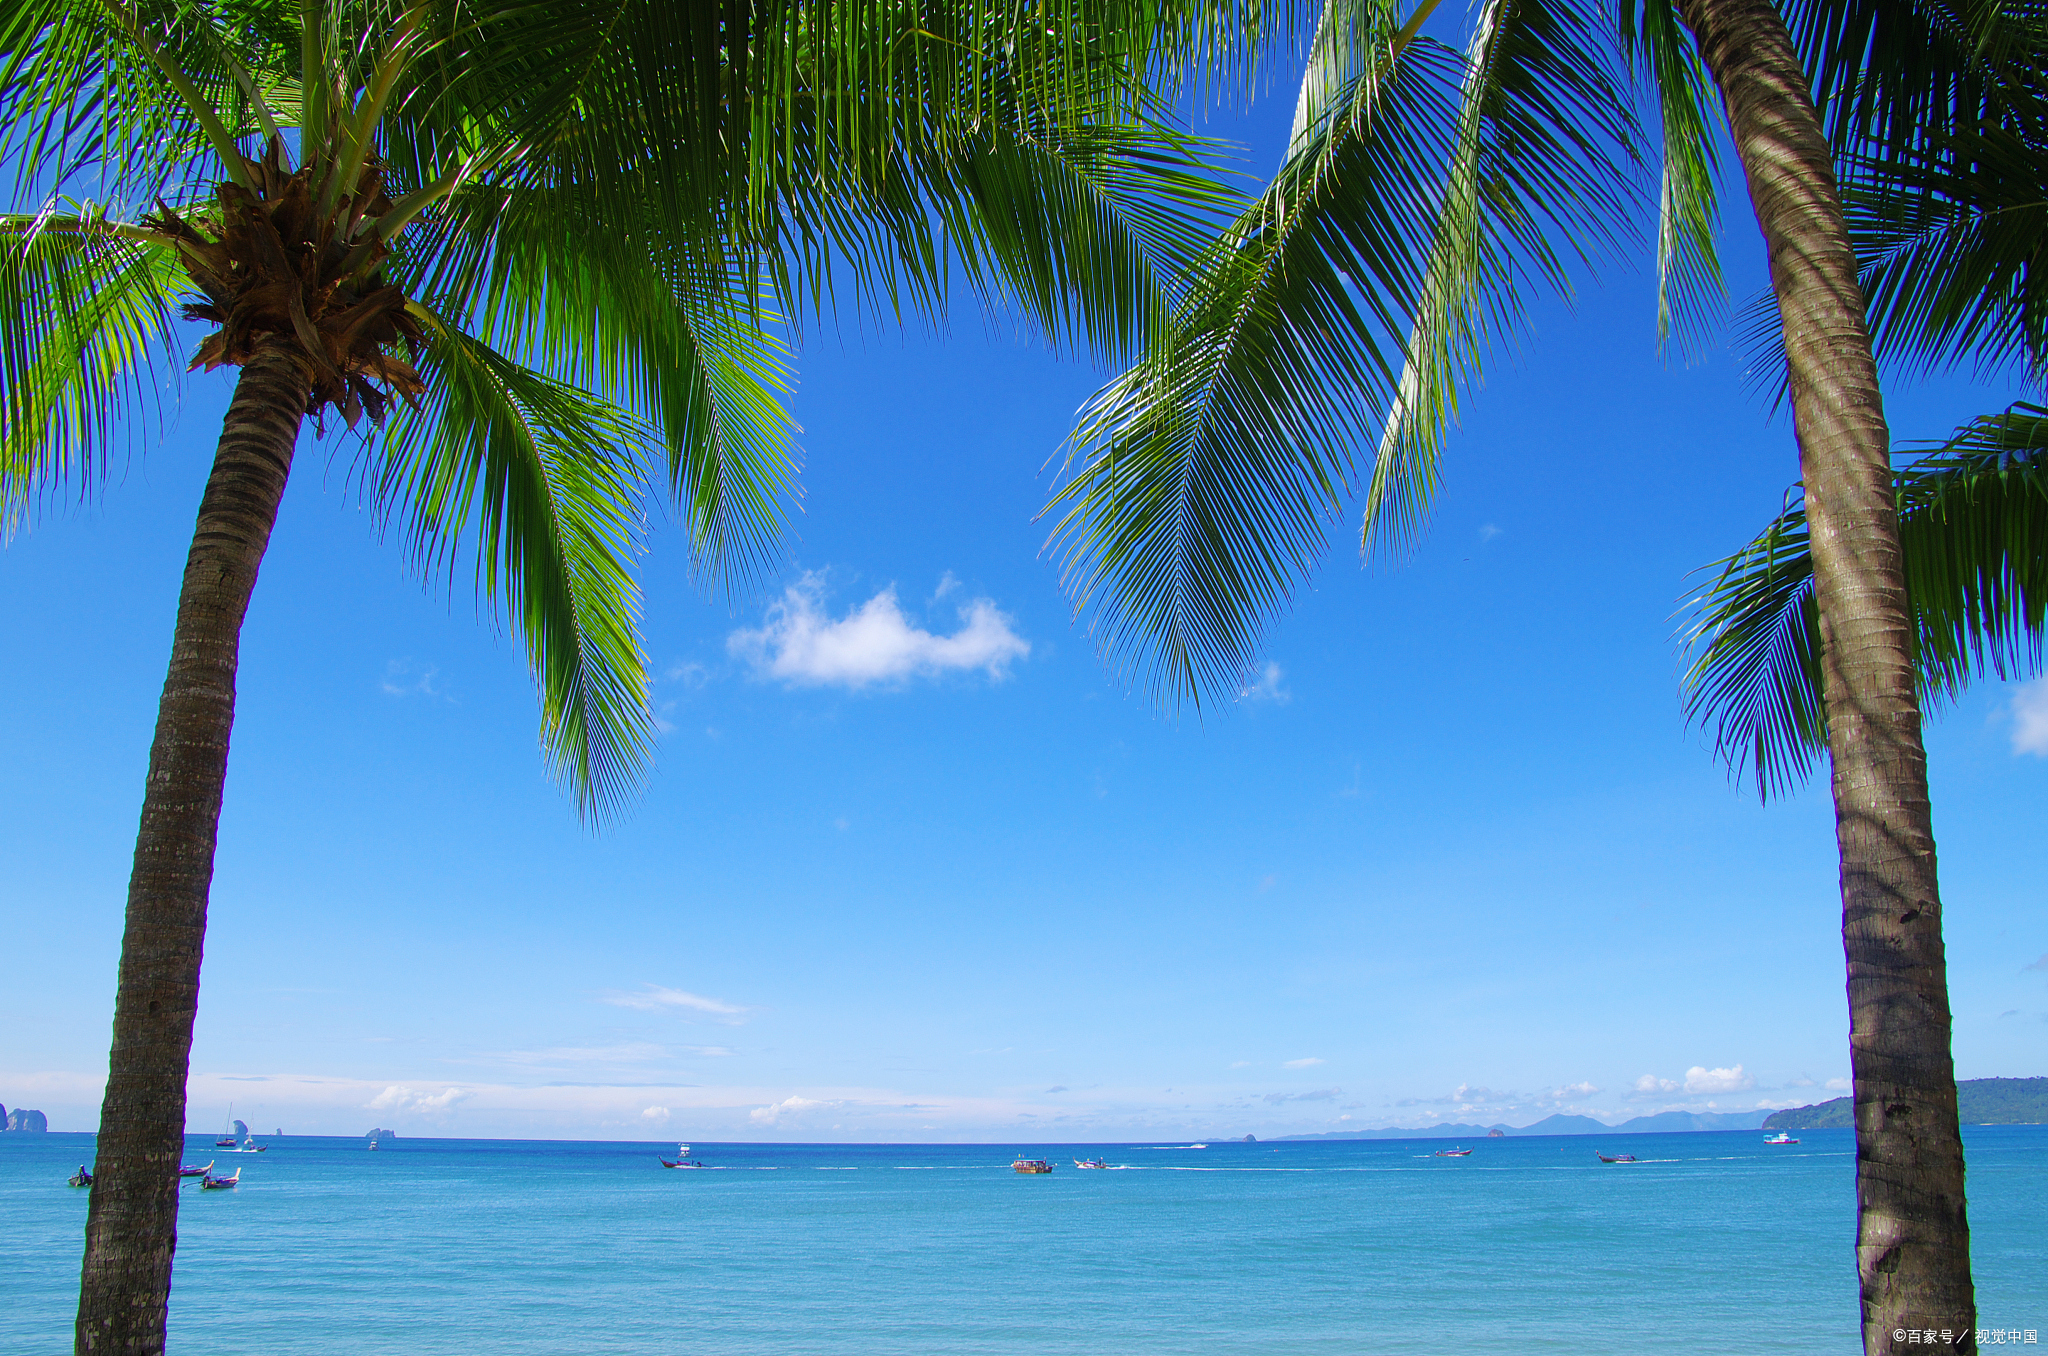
[1670,0,1975,1348]
[76,338,310,1356]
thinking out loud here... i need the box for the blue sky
[3,48,2043,1143]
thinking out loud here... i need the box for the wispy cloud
[1281,1057,1324,1069]
[728,573,1028,687]
[2011,677,2048,755]
[380,658,442,698]
[598,985,749,1023]
[1239,662,1290,704]
[2023,953,2048,973]
[1263,1087,1342,1104]
[1824,1077,1850,1091]
[750,1094,838,1124]
[1683,1064,1755,1095]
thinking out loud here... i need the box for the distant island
[1764,1077,2048,1130]
[3,1105,50,1133]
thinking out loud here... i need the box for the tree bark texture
[76,339,311,1356]
[1671,0,1975,1350]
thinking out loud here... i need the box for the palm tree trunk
[76,338,310,1356]
[1670,0,1975,1349]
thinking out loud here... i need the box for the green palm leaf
[1046,0,1648,706]
[1682,403,2048,798]
[0,208,185,532]
[380,306,655,817]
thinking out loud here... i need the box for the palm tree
[1,2,1224,1350]
[1039,0,2035,1343]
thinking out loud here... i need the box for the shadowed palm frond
[381,306,655,818]
[1682,403,2048,799]
[0,208,184,532]
[1847,102,2048,388]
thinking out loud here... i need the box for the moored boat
[1764,1132,1799,1145]
[68,1166,93,1188]
[1012,1157,1053,1174]
[199,1168,241,1190]
[1596,1152,1637,1164]
[177,1160,213,1178]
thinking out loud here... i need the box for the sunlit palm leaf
[1375,0,1645,557]
[382,307,654,818]
[1046,7,1463,707]
[0,210,183,532]
[1682,403,2048,798]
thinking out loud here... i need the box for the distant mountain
[1612,1110,1769,1133]
[1512,1114,1615,1136]
[1764,1077,2048,1131]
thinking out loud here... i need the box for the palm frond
[380,306,655,819]
[1682,403,2048,799]
[1045,3,1463,707]
[1374,0,1644,558]
[1618,0,1722,355]
[1047,0,1645,707]
[0,209,183,532]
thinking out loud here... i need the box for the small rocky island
[3,1105,51,1132]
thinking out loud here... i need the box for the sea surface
[3,1128,2043,1353]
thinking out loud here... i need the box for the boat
[660,1143,705,1168]
[239,1137,267,1153]
[199,1168,241,1190]
[1074,1157,1109,1169]
[1012,1157,1053,1174]
[367,1139,379,1151]
[68,1166,93,1188]
[1764,1132,1799,1145]
[1432,1148,1474,1157]
[177,1160,214,1178]
[1596,1152,1637,1164]
[216,1106,240,1148]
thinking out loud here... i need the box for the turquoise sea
[3,1128,2043,1353]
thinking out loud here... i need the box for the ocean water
[3,1129,2043,1353]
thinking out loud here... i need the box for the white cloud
[1683,1064,1756,1095]
[1240,662,1291,704]
[2011,677,2048,755]
[728,574,1028,687]
[1633,1074,1681,1096]
[750,1095,836,1124]
[366,1085,470,1114]
[1282,1057,1324,1069]
[1547,1081,1600,1100]
[1824,1077,1851,1091]
[1477,523,1503,543]
[640,1106,671,1124]
[598,985,748,1023]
